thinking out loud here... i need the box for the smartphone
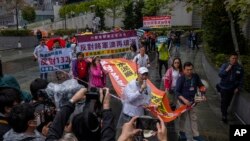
[136,117,160,131]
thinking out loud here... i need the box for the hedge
[0,30,32,36]
[53,29,77,36]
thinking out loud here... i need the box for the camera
[136,116,160,131]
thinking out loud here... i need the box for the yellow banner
[102,58,188,122]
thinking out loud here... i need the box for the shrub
[53,29,77,36]
[214,54,228,68]
[0,30,32,36]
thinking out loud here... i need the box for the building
[0,0,59,27]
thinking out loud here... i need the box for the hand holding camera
[70,88,87,104]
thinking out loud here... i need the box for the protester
[3,103,45,141]
[30,78,56,134]
[118,116,168,141]
[46,87,115,141]
[117,67,151,129]
[158,42,169,78]
[0,88,21,140]
[90,56,107,88]
[72,52,90,88]
[53,40,65,81]
[150,32,156,52]
[36,29,43,42]
[164,57,182,109]
[218,52,244,123]
[191,31,199,50]
[133,47,150,68]
[33,39,49,80]
[124,43,137,60]
[175,62,206,141]
[188,31,193,48]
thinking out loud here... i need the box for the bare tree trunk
[112,8,116,27]
[228,10,239,53]
[15,3,19,30]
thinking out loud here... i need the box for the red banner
[143,16,171,28]
[102,58,188,122]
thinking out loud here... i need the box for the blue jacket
[175,73,204,104]
[219,63,244,90]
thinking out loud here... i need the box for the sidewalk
[0,47,34,63]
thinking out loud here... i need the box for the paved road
[1,39,239,141]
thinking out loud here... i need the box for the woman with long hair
[164,57,183,109]
[89,56,107,88]
[123,43,137,60]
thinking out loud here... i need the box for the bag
[216,83,221,92]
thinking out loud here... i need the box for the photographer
[3,103,45,141]
[118,116,168,141]
[30,78,56,136]
[46,87,115,141]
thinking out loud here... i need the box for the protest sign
[39,48,71,73]
[76,30,138,57]
[156,36,168,48]
[143,16,171,28]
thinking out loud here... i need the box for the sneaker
[193,136,204,141]
[179,131,187,140]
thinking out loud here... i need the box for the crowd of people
[0,27,244,141]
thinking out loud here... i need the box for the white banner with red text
[143,16,171,28]
[38,48,71,73]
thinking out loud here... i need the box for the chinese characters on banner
[76,30,139,57]
[38,48,71,73]
[143,16,171,28]
[101,58,188,122]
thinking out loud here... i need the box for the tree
[134,0,144,28]
[95,5,105,30]
[184,0,249,55]
[123,0,135,29]
[142,0,169,16]
[22,6,36,23]
[4,0,26,30]
[95,0,124,27]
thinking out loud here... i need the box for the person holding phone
[117,67,151,134]
[218,52,244,123]
[118,116,168,141]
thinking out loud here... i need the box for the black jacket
[0,116,10,141]
[46,102,115,141]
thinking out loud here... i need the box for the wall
[0,36,37,50]
[170,1,193,26]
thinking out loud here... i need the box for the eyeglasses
[174,62,180,64]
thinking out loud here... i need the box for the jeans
[220,89,234,117]
[158,60,168,78]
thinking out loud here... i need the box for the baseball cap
[138,67,149,74]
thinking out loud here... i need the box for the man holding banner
[33,39,49,80]
[117,67,151,130]
[175,62,206,141]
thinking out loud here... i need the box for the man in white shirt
[133,47,150,68]
[117,67,151,129]
[33,39,49,80]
